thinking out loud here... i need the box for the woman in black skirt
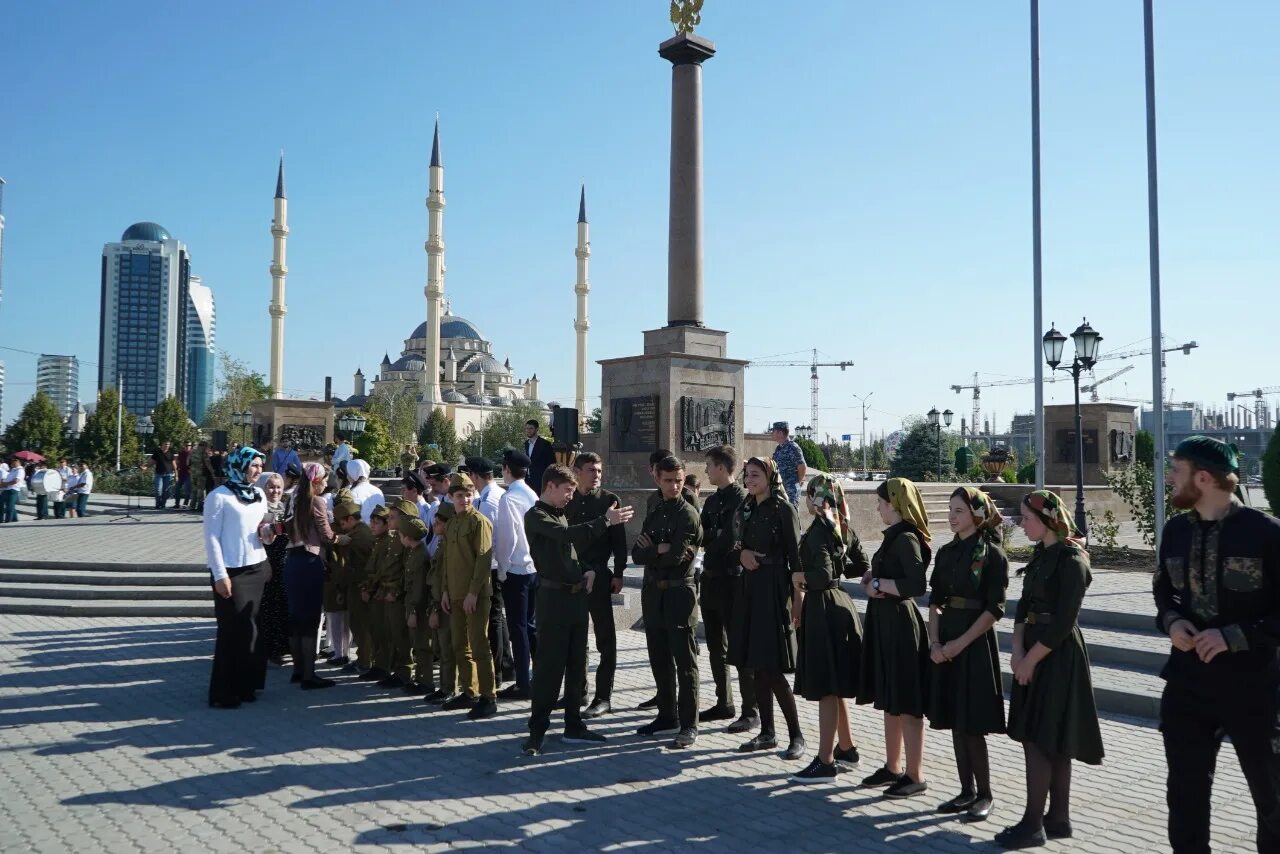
[203,446,271,708]
[729,457,806,760]
[858,477,932,798]
[927,487,1009,821]
[791,474,869,783]
[255,472,291,665]
[283,462,341,689]
[996,490,1103,849]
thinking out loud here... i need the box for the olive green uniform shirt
[442,508,493,600]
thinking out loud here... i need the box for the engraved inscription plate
[610,395,659,453]
[680,396,735,452]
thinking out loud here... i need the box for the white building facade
[36,354,79,419]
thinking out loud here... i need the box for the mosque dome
[410,314,485,342]
[462,354,504,375]
[441,389,469,404]
[121,222,172,242]
[389,354,424,371]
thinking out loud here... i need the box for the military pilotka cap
[461,456,494,477]
[400,516,429,540]
[435,503,457,522]
[334,500,361,520]
[393,498,420,518]
[370,504,390,520]
[1173,435,1240,475]
[772,421,789,432]
[448,472,475,493]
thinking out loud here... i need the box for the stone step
[0,582,211,602]
[0,597,214,618]
[0,568,207,587]
[0,558,205,573]
[995,622,1167,672]
[997,650,1163,720]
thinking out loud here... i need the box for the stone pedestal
[1044,402,1137,485]
[250,399,334,461]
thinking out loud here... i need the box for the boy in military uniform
[424,502,457,705]
[357,505,392,681]
[334,499,376,672]
[372,500,413,689]
[698,444,758,732]
[400,515,434,694]
[633,456,704,748]
[566,452,630,718]
[1154,435,1280,853]
[522,464,633,756]
[439,473,499,720]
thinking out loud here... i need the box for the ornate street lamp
[1043,318,1104,536]
[337,412,367,441]
[926,408,953,480]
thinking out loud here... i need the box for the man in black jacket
[1153,435,1280,854]
[521,420,555,494]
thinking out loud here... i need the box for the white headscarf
[347,458,370,482]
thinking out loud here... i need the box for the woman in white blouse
[203,446,275,708]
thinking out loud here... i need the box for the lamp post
[232,411,252,444]
[136,415,155,454]
[337,412,367,442]
[927,407,954,481]
[852,392,873,478]
[1043,318,1103,536]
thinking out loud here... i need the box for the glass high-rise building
[36,354,79,419]
[185,275,216,423]
[98,222,191,416]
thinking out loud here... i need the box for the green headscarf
[736,456,789,534]
[1022,489,1085,548]
[807,473,851,547]
[954,486,1004,582]
[885,477,932,543]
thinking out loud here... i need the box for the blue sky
[2,1,1277,442]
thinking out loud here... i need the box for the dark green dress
[727,494,802,673]
[1007,541,1104,764]
[858,522,931,717]
[926,533,1008,735]
[794,521,865,700]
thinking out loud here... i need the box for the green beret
[1173,435,1239,475]
[448,472,475,493]
[370,504,390,520]
[435,503,456,522]
[393,498,420,518]
[400,517,429,539]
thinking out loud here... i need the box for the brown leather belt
[943,596,984,610]
[1024,611,1054,625]
[800,580,842,591]
[540,578,586,594]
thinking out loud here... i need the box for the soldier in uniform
[566,452,630,719]
[522,464,633,755]
[632,456,704,748]
[400,515,434,694]
[371,500,413,689]
[424,502,458,705]
[697,444,758,732]
[439,473,499,720]
[189,440,209,512]
[1155,436,1280,854]
[400,444,418,478]
[334,499,375,673]
[356,505,392,682]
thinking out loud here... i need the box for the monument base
[599,327,746,490]
[250,399,334,461]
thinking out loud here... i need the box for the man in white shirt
[73,462,94,518]
[464,456,513,687]
[493,450,539,699]
[1,457,25,523]
[53,458,73,519]
[345,458,385,524]
[332,439,352,470]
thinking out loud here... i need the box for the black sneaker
[637,694,660,711]
[562,727,608,745]
[423,688,449,704]
[726,714,760,734]
[670,728,698,749]
[522,734,544,756]
[441,694,477,711]
[580,699,611,719]
[783,735,807,760]
[834,745,860,767]
[697,704,736,723]
[466,698,498,720]
[497,684,531,701]
[358,668,386,682]
[301,676,336,690]
[884,775,928,799]
[635,717,680,737]
[327,655,350,667]
[376,675,405,688]
[738,733,779,753]
[792,757,838,784]
[994,821,1047,849]
[860,766,902,787]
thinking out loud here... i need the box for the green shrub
[95,467,154,496]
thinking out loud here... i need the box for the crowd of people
[0,456,95,522]
[199,430,1279,852]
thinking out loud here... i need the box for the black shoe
[427,692,458,707]
[1042,818,1072,839]
[376,675,405,688]
[965,796,994,822]
[466,698,498,720]
[301,677,336,690]
[726,714,760,734]
[884,775,927,799]
[342,662,360,674]
[833,745,860,768]
[994,821,1046,849]
[738,733,778,753]
[937,792,978,813]
[563,727,608,745]
[783,735,806,760]
[290,672,302,684]
[522,734,544,756]
[581,699,611,719]
[402,681,427,695]
[497,684,531,701]
[442,694,478,711]
[635,717,680,737]
[670,727,698,749]
[327,655,350,667]
[698,704,736,723]
[358,668,386,682]
[423,688,449,704]
[860,766,902,787]
[637,694,659,710]
[792,757,838,784]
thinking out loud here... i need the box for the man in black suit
[522,419,555,492]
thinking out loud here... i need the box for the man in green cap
[357,504,393,681]
[400,514,434,693]
[335,499,376,672]
[371,499,415,689]
[1155,435,1280,853]
[439,473,499,719]
[522,464,634,756]
[424,502,457,705]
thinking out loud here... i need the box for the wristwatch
[872,578,881,592]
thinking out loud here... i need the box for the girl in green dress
[791,474,869,783]
[729,457,806,760]
[927,487,1008,821]
[995,490,1104,850]
[858,477,932,799]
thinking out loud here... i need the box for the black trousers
[642,582,699,730]
[700,573,757,715]
[209,561,270,704]
[529,592,588,737]
[1161,676,1280,853]
[576,565,618,705]
[489,568,514,682]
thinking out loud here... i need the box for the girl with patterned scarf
[790,474,871,783]
[926,487,1010,821]
[997,489,1103,849]
[858,477,933,798]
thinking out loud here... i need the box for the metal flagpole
[1031,0,1046,489]
[115,374,123,472]
[1143,0,1167,549]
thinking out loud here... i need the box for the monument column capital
[658,33,716,66]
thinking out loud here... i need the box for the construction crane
[747,349,853,438]
[1108,396,1197,409]
[949,374,1049,440]
[1226,386,1280,430]
[1082,364,1134,402]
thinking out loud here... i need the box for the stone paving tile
[0,613,1262,852]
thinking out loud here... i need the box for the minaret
[574,184,590,421]
[353,367,365,398]
[268,154,288,399]
[420,119,446,417]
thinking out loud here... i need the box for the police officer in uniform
[1155,435,1280,854]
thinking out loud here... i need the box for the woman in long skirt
[255,472,291,665]
[858,478,932,798]
[927,487,1009,821]
[284,462,341,689]
[996,490,1103,849]
[791,474,868,783]
[204,446,271,708]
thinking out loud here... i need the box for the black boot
[299,633,334,689]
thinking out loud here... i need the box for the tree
[354,411,393,469]
[1105,461,1182,547]
[586,407,603,434]
[890,421,961,481]
[418,407,462,465]
[1135,429,1155,466]
[3,391,64,461]
[818,441,852,471]
[796,437,828,472]
[1263,427,1280,515]
[365,383,419,454]
[850,439,890,471]
[150,396,198,448]
[202,352,272,433]
[75,388,139,469]
[477,403,546,461]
